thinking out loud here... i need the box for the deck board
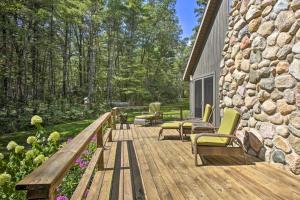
[91,125,300,200]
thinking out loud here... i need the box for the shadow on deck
[94,125,300,200]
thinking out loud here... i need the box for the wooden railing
[16,107,119,200]
[118,105,185,120]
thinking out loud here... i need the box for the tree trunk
[62,22,69,97]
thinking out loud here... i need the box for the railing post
[26,186,56,200]
[97,126,104,170]
[112,108,117,130]
[108,116,113,142]
[180,106,183,120]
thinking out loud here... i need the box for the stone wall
[219,0,300,174]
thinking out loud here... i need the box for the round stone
[262,46,279,60]
[276,125,289,138]
[291,0,300,10]
[240,59,250,72]
[259,122,275,139]
[292,42,300,54]
[283,89,295,104]
[275,74,296,90]
[267,32,279,46]
[272,149,286,164]
[273,0,289,14]
[276,44,292,60]
[275,11,296,32]
[276,61,289,74]
[248,17,261,32]
[271,89,283,101]
[288,134,300,155]
[269,113,284,125]
[246,5,262,22]
[273,136,292,153]
[252,35,266,50]
[289,112,300,129]
[245,96,258,108]
[258,60,270,68]
[249,117,257,127]
[232,94,244,107]
[262,6,272,17]
[259,78,275,92]
[240,36,250,50]
[277,32,292,47]
[286,153,300,175]
[258,21,275,37]
[223,96,233,107]
[277,99,297,115]
[261,100,276,115]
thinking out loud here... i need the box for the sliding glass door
[194,74,214,121]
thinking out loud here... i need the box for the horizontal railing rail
[117,105,187,120]
[16,107,119,200]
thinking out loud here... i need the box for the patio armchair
[135,102,162,125]
[191,108,246,166]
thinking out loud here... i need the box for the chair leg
[243,150,247,165]
[195,152,198,166]
[158,128,163,140]
[180,126,183,141]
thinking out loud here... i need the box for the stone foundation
[219,0,300,174]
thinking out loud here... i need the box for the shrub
[0,115,96,199]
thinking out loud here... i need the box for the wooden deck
[88,125,300,200]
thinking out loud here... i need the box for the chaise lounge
[191,108,246,166]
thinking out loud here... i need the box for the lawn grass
[0,100,190,152]
[0,119,95,153]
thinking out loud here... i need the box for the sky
[175,0,198,38]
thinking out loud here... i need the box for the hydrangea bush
[0,115,95,200]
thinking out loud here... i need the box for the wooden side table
[191,121,215,134]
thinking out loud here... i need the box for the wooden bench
[16,108,119,200]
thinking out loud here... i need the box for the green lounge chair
[191,108,246,166]
[135,102,162,125]
[158,104,213,140]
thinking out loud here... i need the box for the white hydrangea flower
[31,115,43,125]
[7,141,18,151]
[48,131,60,142]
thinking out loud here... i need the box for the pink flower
[75,157,88,169]
[92,135,97,141]
[56,195,69,200]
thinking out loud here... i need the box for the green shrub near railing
[0,115,96,200]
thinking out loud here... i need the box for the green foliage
[0,115,97,199]
[0,0,189,133]
[0,116,61,199]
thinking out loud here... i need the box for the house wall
[190,0,229,125]
[219,0,300,175]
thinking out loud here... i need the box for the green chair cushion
[182,122,192,128]
[149,102,161,113]
[135,114,155,120]
[202,104,212,122]
[217,108,240,135]
[190,134,227,146]
[161,122,181,129]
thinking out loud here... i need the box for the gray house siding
[190,0,229,126]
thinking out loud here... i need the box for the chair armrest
[194,133,244,149]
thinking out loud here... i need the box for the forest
[0,0,206,132]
